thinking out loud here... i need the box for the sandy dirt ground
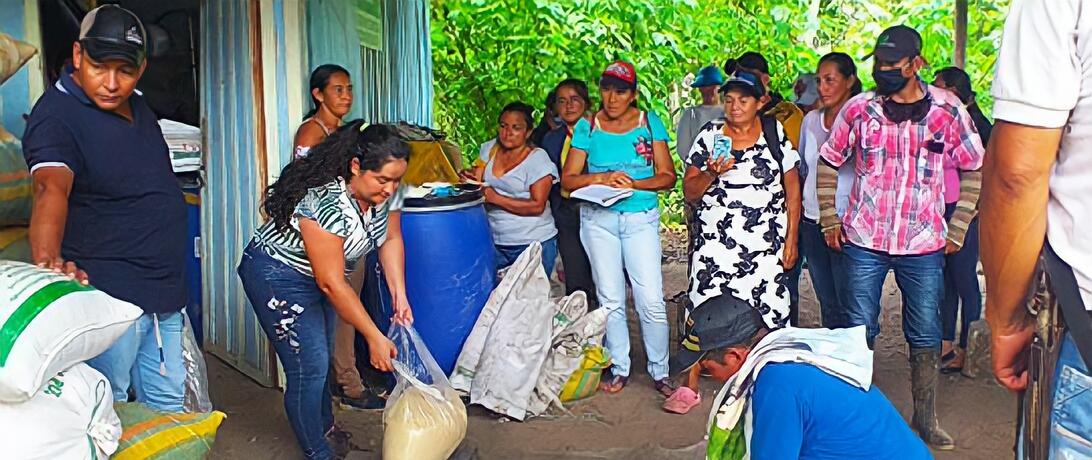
[208,258,1017,460]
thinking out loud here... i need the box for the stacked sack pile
[0,260,142,458]
[158,118,203,173]
[0,33,37,263]
[0,261,227,459]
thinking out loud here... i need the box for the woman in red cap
[560,61,677,395]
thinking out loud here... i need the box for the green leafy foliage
[431,0,1009,226]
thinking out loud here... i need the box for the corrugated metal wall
[259,0,307,178]
[307,0,434,126]
[383,0,434,126]
[200,0,274,386]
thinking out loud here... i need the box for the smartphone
[712,135,732,161]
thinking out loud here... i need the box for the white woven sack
[0,261,142,402]
[0,363,122,459]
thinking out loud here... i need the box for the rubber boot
[909,348,956,450]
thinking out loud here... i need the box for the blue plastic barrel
[399,191,495,375]
[179,173,203,345]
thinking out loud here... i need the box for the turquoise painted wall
[0,0,36,137]
[200,0,274,386]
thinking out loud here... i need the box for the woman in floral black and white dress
[663,71,802,414]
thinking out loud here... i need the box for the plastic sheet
[383,323,467,460]
[402,141,461,186]
[181,313,212,413]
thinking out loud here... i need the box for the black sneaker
[326,426,360,459]
[338,387,388,411]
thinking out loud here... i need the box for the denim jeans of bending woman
[580,205,669,380]
[238,243,339,460]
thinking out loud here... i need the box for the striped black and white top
[252,180,404,277]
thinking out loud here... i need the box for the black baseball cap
[78,5,147,67]
[668,294,767,377]
[736,52,770,75]
[865,25,922,63]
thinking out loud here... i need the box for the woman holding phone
[667,71,801,414]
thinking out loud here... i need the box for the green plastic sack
[112,402,226,460]
[559,345,610,402]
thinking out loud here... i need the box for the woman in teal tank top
[560,61,677,395]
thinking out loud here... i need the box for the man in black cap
[815,25,984,449]
[22,5,188,412]
[673,295,930,460]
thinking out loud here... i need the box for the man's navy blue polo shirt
[21,67,187,314]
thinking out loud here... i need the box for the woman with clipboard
[560,61,677,397]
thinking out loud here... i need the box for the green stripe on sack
[0,280,94,366]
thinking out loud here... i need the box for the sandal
[600,372,628,394]
[940,350,957,364]
[941,350,965,374]
[654,378,678,398]
[663,386,701,414]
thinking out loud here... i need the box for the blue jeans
[941,203,982,349]
[842,244,944,349]
[238,243,337,460]
[1018,333,1092,458]
[798,219,851,328]
[495,236,559,278]
[1050,333,1092,457]
[86,310,186,412]
[580,206,668,380]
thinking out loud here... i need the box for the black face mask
[873,68,910,96]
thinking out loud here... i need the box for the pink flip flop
[663,386,701,414]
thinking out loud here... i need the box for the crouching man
[671,294,932,459]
